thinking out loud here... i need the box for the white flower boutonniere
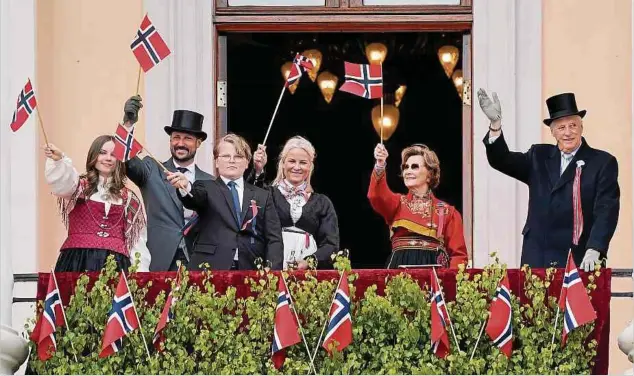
[576,160,585,168]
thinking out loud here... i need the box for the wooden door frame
[212,8,474,263]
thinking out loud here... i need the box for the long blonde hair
[272,136,316,192]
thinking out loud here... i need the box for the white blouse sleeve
[130,226,151,272]
[45,156,79,198]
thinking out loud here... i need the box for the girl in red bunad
[368,143,469,269]
[43,136,150,272]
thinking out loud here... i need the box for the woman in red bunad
[42,136,150,272]
[368,143,469,269]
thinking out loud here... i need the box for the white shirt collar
[173,160,195,174]
[221,175,244,189]
[561,144,581,158]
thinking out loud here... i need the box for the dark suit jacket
[484,133,620,267]
[178,177,284,270]
[125,157,212,271]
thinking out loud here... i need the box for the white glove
[477,88,502,122]
[580,249,601,272]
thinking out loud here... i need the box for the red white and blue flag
[485,272,513,357]
[285,53,314,87]
[271,277,301,369]
[100,273,141,358]
[339,61,383,99]
[9,79,37,132]
[430,269,451,358]
[131,14,171,72]
[153,266,183,351]
[30,272,65,361]
[113,124,144,162]
[558,252,597,345]
[322,271,352,354]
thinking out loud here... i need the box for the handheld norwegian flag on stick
[339,62,383,99]
[130,13,171,93]
[262,53,314,146]
[552,251,597,346]
[100,272,150,359]
[485,272,514,358]
[271,277,301,370]
[9,79,37,133]
[113,124,144,162]
[30,272,66,361]
[321,271,352,354]
[430,270,452,358]
[153,265,184,351]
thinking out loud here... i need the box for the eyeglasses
[217,154,245,162]
[401,163,421,171]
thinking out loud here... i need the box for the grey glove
[477,88,502,122]
[580,249,601,272]
[123,95,143,125]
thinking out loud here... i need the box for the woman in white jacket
[43,135,151,272]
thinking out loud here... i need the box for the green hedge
[26,255,598,374]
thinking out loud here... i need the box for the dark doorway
[226,32,463,268]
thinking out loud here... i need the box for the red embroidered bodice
[60,199,128,257]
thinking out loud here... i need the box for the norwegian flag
[9,79,37,132]
[322,272,352,353]
[100,273,141,358]
[271,277,301,370]
[430,270,451,358]
[558,252,597,345]
[131,14,171,72]
[113,124,144,162]
[285,53,314,87]
[339,61,383,99]
[153,266,183,351]
[485,272,513,358]
[30,273,65,361]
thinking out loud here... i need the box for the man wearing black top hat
[120,96,215,271]
[478,89,620,270]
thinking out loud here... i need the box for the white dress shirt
[45,156,151,271]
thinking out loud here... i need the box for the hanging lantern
[394,85,407,107]
[452,69,463,99]
[317,71,338,104]
[365,42,388,65]
[371,104,400,141]
[281,62,299,94]
[302,49,322,82]
[437,45,459,78]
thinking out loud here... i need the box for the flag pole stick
[469,317,488,362]
[51,270,79,363]
[262,85,286,147]
[551,249,571,345]
[380,63,384,145]
[280,273,318,375]
[434,267,461,352]
[36,107,50,146]
[121,272,152,361]
[135,65,142,96]
[310,271,346,363]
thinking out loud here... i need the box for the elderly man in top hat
[478,89,620,270]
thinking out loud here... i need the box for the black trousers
[169,247,188,271]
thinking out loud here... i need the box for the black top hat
[543,93,586,126]
[164,110,207,141]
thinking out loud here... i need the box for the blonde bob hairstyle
[272,136,316,192]
[400,143,441,190]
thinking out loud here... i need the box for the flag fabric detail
[485,272,513,357]
[131,14,171,72]
[430,270,450,358]
[285,53,314,86]
[339,62,383,99]
[559,252,597,345]
[113,124,144,162]
[153,266,183,351]
[10,79,37,132]
[30,273,65,361]
[100,273,141,358]
[322,271,353,354]
[271,277,301,370]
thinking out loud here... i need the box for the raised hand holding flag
[9,78,49,145]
